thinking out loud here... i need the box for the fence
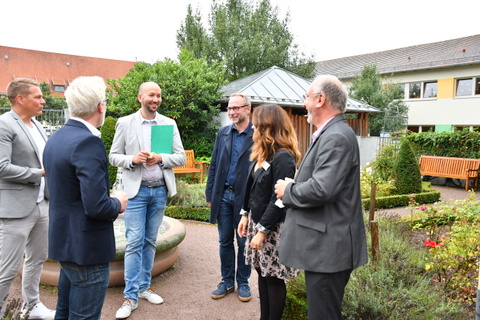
[0,108,67,137]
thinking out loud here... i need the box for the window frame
[455,77,480,97]
[401,80,438,100]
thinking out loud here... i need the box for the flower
[420,205,427,211]
[424,240,438,247]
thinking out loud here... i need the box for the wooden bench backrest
[419,155,480,178]
[176,150,196,170]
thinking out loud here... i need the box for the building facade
[0,46,135,96]
[315,34,480,133]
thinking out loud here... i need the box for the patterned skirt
[244,213,299,281]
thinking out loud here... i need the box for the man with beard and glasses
[109,82,185,319]
[206,93,253,303]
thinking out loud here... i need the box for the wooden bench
[173,150,205,183]
[419,155,480,191]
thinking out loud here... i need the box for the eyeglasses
[102,98,109,105]
[302,93,321,101]
[227,105,248,112]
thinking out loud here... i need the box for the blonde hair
[6,78,39,104]
[250,104,301,165]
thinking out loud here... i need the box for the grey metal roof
[220,66,380,113]
[315,34,480,79]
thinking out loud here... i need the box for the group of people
[0,77,185,320]
[0,73,368,320]
[206,75,368,320]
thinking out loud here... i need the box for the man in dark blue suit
[206,93,253,302]
[43,76,128,320]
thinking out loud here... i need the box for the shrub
[361,182,440,209]
[360,163,395,198]
[0,298,28,319]
[100,116,118,188]
[393,139,422,195]
[168,180,207,208]
[406,129,480,159]
[410,192,480,303]
[165,206,210,222]
[283,216,470,319]
[372,143,399,182]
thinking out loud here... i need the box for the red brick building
[0,46,135,95]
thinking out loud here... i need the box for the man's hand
[274,177,295,199]
[145,152,162,166]
[132,151,152,164]
[112,191,128,213]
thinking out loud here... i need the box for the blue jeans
[123,185,167,300]
[217,188,251,287]
[55,261,109,320]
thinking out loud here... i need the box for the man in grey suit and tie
[275,75,368,320]
[110,81,186,319]
[0,79,55,319]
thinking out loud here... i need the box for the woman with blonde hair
[238,104,301,320]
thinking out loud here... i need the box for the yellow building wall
[437,78,455,99]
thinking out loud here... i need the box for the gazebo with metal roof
[218,66,379,154]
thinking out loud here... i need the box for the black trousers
[305,269,352,320]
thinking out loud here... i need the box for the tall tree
[349,65,408,136]
[177,0,315,81]
[106,49,227,156]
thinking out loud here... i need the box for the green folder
[151,125,173,154]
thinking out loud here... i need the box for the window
[53,85,65,93]
[456,77,480,97]
[402,81,437,99]
[409,82,421,99]
[423,82,437,98]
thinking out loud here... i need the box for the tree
[0,96,9,109]
[393,138,422,195]
[106,49,227,156]
[39,82,67,110]
[348,65,408,136]
[176,0,315,81]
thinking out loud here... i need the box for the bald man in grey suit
[275,75,368,320]
[0,79,55,319]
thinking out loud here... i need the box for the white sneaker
[115,299,138,319]
[138,288,164,304]
[22,302,55,320]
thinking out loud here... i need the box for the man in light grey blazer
[109,82,185,319]
[275,75,368,320]
[0,79,55,319]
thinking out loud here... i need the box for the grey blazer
[0,110,48,218]
[279,113,368,273]
[109,110,186,198]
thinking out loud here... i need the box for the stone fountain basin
[38,216,186,287]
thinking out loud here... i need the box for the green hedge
[165,206,210,222]
[406,130,480,159]
[362,189,440,209]
[100,116,118,188]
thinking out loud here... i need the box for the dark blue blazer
[206,122,253,225]
[43,119,121,265]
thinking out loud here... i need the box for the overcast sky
[1,0,479,63]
